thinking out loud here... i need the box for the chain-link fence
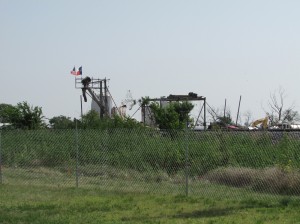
[1,128,300,199]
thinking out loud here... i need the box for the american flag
[70,66,77,75]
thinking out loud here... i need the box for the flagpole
[80,95,83,121]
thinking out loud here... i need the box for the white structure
[141,100,168,127]
[91,95,112,117]
[141,106,156,127]
[111,105,127,118]
[160,100,169,108]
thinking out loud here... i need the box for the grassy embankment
[2,129,300,195]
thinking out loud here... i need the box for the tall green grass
[2,129,300,176]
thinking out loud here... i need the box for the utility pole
[104,78,108,117]
[236,95,242,126]
[100,81,104,118]
[224,99,227,118]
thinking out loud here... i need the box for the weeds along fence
[1,128,300,198]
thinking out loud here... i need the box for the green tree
[0,102,45,129]
[150,101,194,130]
[0,103,20,123]
[81,110,143,129]
[49,115,75,129]
[81,110,102,128]
[207,106,234,129]
[139,96,151,107]
[16,101,45,129]
[217,114,234,126]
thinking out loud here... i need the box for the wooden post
[236,95,242,126]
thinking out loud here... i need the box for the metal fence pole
[0,131,2,185]
[75,121,79,188]
[185,123,189,196]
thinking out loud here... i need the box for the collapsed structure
[142,92,207,129]
[75,76,126,118]
[75,75,207,128]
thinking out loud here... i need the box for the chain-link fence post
[75,121,79,188]
[185,123,189,196]
[0,130,2,185]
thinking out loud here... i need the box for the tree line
[0,102,144,130]
[1,87,299,130]
[0,100,195,130]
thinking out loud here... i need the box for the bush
[203,166,300,195]
[203,167,258,187]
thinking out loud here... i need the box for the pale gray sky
[1,0,300,124]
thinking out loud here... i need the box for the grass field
[1,184,300,224]
[2,130,300,223]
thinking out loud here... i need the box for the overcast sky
[1,0,300,124]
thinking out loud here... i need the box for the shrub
[203,167,258,187]
[203,166,300,195]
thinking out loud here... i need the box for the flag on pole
[70,66,77,75]
[77,66,82,75]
